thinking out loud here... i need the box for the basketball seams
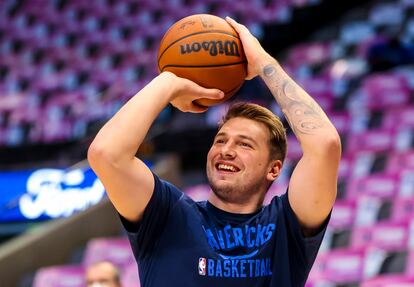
[157,30,240,70]
[160,61,247,72]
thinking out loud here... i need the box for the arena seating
[0,0,319,147]
[302,1,414,282]
[33,265,85,287]
[3,0,414,285]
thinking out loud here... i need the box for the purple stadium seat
[346,130,395,154]
[392,197,414,221]
[340,21,375,46]
[362,274,414,287]
[317,248,367,284]
[298,76,334,112]
[306,253,333,286]
[369,2,405,27]
[328,112,351,135]
[287,42,332,68]
[42,117,72,143]
[338,156,352,181]
[383,106,414,130]
[354,195,388,226]
[330,200,356,230]
[286,135,302,160]
[355,35,387,58]
[394,66,414,89]
[33,265,85,287]
[83,237,135,269]
[184,184,211,201]
[350,226,373,250]
[264,179,288,204]
[405,250,414,276]
[121,262,141,287]
[361,73,410,111]
[347,174,399,200]
[265,1,292,23]
[305,279,334,287]
[351,221,410,251]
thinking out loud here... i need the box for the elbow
[87,140,105,170]
[87,139,119,171]
[322,130,342,158]
[304,129,342,159]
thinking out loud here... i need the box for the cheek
[244,156,269,173]
[206,148,216,164]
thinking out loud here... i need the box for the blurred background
[1,0,414,286]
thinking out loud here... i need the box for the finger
[225,16,249,34]
[196,88,225,100]
[189,81,224,100]
[225,16,240,32]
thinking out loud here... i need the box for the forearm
[259,59,340,152]
[90,72,175,162]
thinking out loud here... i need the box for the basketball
[157,14,247,107]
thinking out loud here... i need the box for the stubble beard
[207,170,267,205]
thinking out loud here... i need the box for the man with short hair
[86,261,122,287]
[88,17,341,286]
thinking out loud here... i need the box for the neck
[208,192,265,214]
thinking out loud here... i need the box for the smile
[216,163,240,172]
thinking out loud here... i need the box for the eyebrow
[215,132,259,146]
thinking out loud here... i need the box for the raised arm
[88,72,223,222]
[227,17,341,235]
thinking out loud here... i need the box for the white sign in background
[19,168,105,220]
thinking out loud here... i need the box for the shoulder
[152,173,184,201]
[264,193,288,214]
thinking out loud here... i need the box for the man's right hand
[165,72,224,113]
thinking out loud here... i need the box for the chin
[208,174,268,204]
[208,178,233,195]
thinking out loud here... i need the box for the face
[206,117,281,204]
[86,263,120,287]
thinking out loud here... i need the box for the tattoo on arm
[263,64,325,135]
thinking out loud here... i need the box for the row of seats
[0,0,319,147]
[282,0,414,285]
[33,237,139,287]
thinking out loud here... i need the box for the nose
[220,141,236,158]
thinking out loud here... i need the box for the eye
[214,138,225,144]
[240,142,252,148]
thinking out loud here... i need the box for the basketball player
[88,17,341,286]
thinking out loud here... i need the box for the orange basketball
[157,14,247,107]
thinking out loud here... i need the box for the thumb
[194,85,225,101]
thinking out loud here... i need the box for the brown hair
[219,102,287,162]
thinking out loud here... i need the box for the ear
[266,160,282,181]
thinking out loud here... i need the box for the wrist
[256,56,278,76]
[156,72,179,101]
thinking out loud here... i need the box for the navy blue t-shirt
[120,173,329,287]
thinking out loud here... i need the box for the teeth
[218,164,237,172]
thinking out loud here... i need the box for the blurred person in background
[86,261,122,287]
[88,17,341,286]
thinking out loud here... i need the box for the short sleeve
[279,191,330,287]
[118,173,183,259]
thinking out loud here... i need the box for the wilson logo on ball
[180,40,241,57]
